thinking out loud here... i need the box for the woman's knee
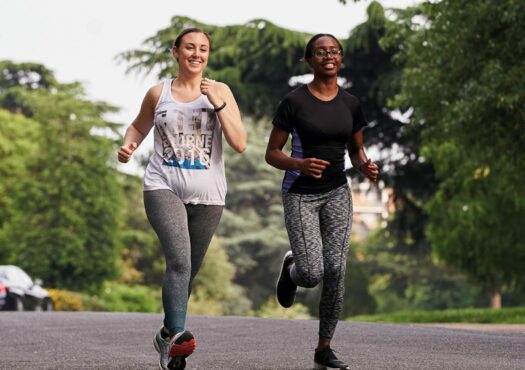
[165,256,191,276]
[323,263,345,279]
[294,269,323,288]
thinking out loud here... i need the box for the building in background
[350,177,393,242]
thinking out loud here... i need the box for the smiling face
[172,31,210,77]
[306,36,343,78]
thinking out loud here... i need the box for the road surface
[1,312,523,369]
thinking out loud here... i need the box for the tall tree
[0,61,59,117]
[0,61,123,291]
[343,2,437,255]
[0,110,39,246]
[396,0,525,306]
[339,1,453,312]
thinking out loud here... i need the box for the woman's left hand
[361,159,379,183]
[200,78,222,108]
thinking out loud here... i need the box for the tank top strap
[158,78,173,104]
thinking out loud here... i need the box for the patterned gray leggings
[283,184,352,339]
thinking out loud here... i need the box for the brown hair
[173,27,212,50]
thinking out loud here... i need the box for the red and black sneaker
[168,330,196,370]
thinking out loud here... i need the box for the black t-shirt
[272,84,367,194]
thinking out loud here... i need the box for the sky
[1,0,419,173]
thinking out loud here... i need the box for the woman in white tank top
[118,28,246,370]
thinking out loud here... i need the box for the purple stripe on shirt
[283,127,304,193]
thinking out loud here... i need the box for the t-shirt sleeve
[352,101,368,134]
[272,98,294,133]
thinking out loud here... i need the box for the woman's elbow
[232,141,247,153]
[237,144,247,154]
[265,150,273,165]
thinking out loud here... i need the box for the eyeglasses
[314,48,343,58]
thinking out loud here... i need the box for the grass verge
[348,306,525,324]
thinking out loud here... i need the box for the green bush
[255,297,312,320]
[48,288,106,311]
[98,281,162,313]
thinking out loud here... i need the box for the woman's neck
[308,77,339,101]
[173,73,202,90]
[171,74,202,102]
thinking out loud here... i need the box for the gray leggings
[283,184,352,339]
[144,190,223,336]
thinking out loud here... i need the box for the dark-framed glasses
[314,48,343,57]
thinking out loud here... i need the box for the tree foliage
[347,1,439,259]
[339,2,452,311]
[343,1,403,150]
[0,110,39,240]
[0,61,123,291]
[396,0,525,294]
[358,228,483,312]
[191,237,252,315]
[117,172,164,285]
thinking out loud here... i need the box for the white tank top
[143,79,226,205]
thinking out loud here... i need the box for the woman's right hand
[118,142,137,163]
[299,158,330,179]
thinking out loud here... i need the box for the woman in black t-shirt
[266,33,379,369]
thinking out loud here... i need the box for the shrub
[256,297,312,319]
[48,289,84,311]
[98,281,162,312]
[48,288,106,311]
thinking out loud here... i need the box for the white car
[0,265,53,311]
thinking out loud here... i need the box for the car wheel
[42,298,54,311]
[14,296,24,311]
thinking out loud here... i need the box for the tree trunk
[489,291,502,309]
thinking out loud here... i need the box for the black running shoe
[276,251,297,308]
[314,346,349,369]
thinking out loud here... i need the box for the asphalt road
[1,312,524,369]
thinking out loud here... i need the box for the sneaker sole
[314,361,349,369]
[168,356,186,370]
[169,331,196,358]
